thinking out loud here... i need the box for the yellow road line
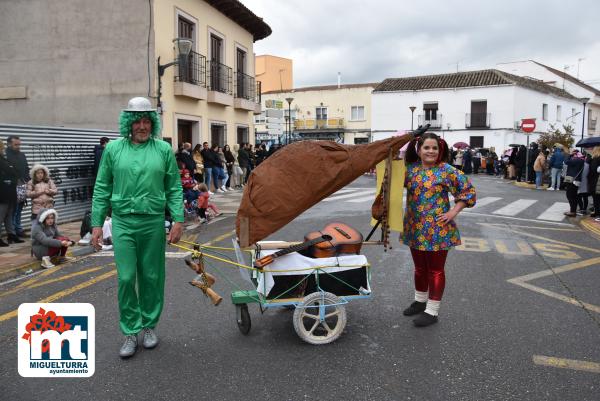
[509,279,600,314]
[533,355,600,374]
[580,219,600,237]
[0,270,117,323]
[26,266,109,290]
[202,230,236,246]
[4,264,69,293]
[507,257,600,282]
[0,266,109,298]
[484,224,600,254]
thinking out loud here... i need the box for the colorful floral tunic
[402,162,476,251]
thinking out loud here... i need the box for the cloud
[242,0,600,88]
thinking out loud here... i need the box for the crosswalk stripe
[324,189,376,201]
[536,202,569,221]
[471,196,502,210]
[492,199,538,216]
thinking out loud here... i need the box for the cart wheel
[236,304,251,335]
[293,292,347,345]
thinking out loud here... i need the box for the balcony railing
[174,50,207,87]
[465,113,491,129]
[234,71,256,101]
[208,60,232,95]
[294,118,345,129]
[418,114,443,129]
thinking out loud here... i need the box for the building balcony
[294,118,345,130]
[465,113,491,129]
[417,114,443,129]
[234,72,261,112]
[207,60,233,106]
[173,50,207,100]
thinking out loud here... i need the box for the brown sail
[236,135,413,247]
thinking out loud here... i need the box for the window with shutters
[542,104,548,121]
[556,105,562,121]
[423,102,438,121]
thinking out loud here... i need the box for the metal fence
[208,60,232,95]
[0,124,119,231]
[174,50,207,87]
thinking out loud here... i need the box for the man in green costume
[91,97,183,358]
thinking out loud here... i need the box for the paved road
[1,174,599,401]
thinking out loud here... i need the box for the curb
[513,181,549,190]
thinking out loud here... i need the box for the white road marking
[461,211,573,226]
[471,196,502,210]
[492,199,537,216]
[536,202,569,221]
[324,189,376,201]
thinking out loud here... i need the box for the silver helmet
[123,97,156,112]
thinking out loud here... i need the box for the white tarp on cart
[255,246,369,296]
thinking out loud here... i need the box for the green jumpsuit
[92,138,183,335]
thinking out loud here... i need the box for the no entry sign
[521,118,536,133]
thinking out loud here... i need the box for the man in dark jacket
[178,142,196,173]
[515,145,527,182]
[5,136,29,238]
[93,137,110,177]
[200,142,217,193]
[237,143,251,184]
[0,140,19,246]
[526,142,539,183]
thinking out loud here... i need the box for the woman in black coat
[563,151,585,217]
[588,146,600,218]
[0,141,19,246]
[515,145,527,182]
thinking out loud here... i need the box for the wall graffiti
[32,144,94,162]
[62,186,95,205]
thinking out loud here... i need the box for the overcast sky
[242,0,600,89]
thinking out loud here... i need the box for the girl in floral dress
[402,133,476,327]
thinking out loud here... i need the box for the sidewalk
[0,221,89,282]
[0,189,245,283]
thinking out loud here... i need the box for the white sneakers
[101,244,113,251]
[78,232,92,245]
[216,188,225,193]
[547,187,555,191]
[41,256,55,269]
[208,191,214,195]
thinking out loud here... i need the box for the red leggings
[409,248,448,301]
[48,236,69,258]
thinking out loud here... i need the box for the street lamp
[581,97,590,142]
[409,106,416,130]
[157,38,193,114]
[286,97,294,144]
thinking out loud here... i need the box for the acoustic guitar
[253,222,363,270]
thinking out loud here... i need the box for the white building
[496,60,600,137]
[258,83,377,145]
[371,69,583,151]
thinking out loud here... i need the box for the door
[236,48,247,98]
[470,101,487,128]
[210,35,223,91]
[177,120,193,147]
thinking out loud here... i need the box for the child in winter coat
[196,183,222,223]
[31,208,74,268]
[27,164,57,220]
